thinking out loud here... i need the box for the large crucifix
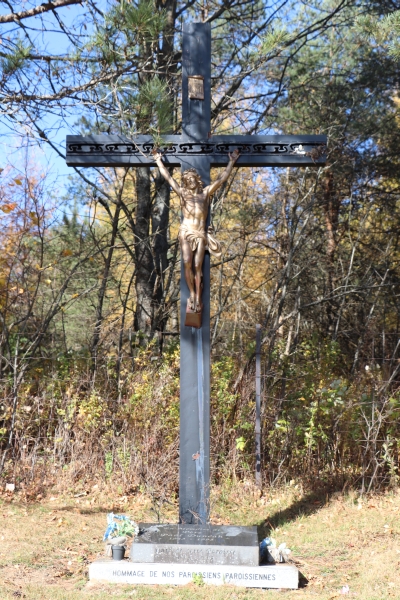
[66,22,326,525]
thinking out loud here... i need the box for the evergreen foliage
[0,37,31,76]
[354,9,400,59]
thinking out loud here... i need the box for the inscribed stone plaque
[89,559,299,589]
[188,76,204,100]
[130,523,259,567]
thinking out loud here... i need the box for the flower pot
[111,545,125,561]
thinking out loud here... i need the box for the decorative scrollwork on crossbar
[67,141,326,157]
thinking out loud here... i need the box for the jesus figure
[153,149,240,319]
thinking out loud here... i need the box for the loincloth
[178,225,222,259]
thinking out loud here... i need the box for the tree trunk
[134,167,155,338]
[91,204,121,373]
[323,170,341,336]
[133,0,176,340]
[152,170,171,332]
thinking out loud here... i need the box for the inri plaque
[130,523,259,567]
[188,75,204,100]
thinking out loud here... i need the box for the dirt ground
[0,482,399,600]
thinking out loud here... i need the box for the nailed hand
[152,148,163,161]
[229,148,240,162]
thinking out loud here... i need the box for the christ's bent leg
[180,239,195,310]
[194,239,206,312]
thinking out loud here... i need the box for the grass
[0,480,399,599]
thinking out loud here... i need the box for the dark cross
[66,23,326,525]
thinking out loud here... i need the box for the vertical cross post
[179,23,211,524]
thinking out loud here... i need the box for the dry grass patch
[0,483,399,599]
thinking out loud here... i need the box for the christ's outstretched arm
[153,150,181,196]
[204,149,240,196]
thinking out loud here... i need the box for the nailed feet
[189,292,196,312]
[187,294,202,313]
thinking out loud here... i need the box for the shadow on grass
[255,486,340,588]
[299,571,309,588]
[256,484,340,541]
[0,498,120,515]
[50,504,128,515]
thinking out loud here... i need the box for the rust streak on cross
[66,22,326,525]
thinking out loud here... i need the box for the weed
[192,572,205,586]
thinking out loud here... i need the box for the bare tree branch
[0,0,82,24]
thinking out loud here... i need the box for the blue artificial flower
[103,512,138,541]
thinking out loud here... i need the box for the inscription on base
[154,546,238,565]
[130,524,259,566]
[90,560,299,589]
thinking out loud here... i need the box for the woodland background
[0,0,399,502]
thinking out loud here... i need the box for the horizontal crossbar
[66,134,327,168]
